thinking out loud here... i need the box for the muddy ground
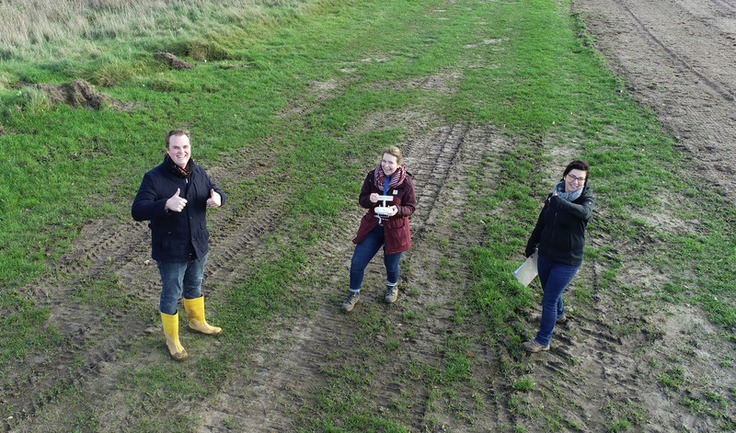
[3,0,736,431]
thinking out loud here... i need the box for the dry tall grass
[0,0,309,60]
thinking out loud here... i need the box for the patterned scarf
[165,154,193,178]
[373,163,406,191]
[554,180,583,202]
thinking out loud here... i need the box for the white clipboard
[513,252,538,286]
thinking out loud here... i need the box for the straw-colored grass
[0,0,310,60]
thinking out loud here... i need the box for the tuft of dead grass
[34,79,130,111]
[0,0,303,60]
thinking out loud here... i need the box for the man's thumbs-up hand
[206,189,222,208]
[165,188,188,212]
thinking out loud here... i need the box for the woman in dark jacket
[523,160,594,352]
[341,146,416,312]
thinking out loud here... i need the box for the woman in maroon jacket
[341,146,417,312]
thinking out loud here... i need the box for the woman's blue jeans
[349,225,402,292]
[534,254,579,346]
[157,254,208,315]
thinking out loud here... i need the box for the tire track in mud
[707,0,736,14]
[1,159,286,432]
[194,122,486,432]
[361,123,474,429]
[402,124,467,231]
[515,215,732,432]
[512,216,651,431]
[194,214,362,432]
[573,0,736,198]
[473,132,670,430]
[524,310,670,431]
[610,0,734,101]
[403,126,507,430]
[59,221,150,280]
[1,219,152,432]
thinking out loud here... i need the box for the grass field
[1,0,735,431]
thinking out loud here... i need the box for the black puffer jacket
[525,184,594,266]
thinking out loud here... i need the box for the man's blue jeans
[157,254,208,315]
[349,225,402,292]
[534,254,579,346]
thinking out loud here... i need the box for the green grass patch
[2,0,736,430]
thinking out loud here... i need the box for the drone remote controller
[374,195,394,217]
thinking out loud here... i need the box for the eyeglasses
[566,173,586,183]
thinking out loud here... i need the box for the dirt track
[3,0,736,431]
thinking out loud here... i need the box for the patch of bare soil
[560,0,736,430]
[154,52,195,70]
[36,79,133,111]
[573,0,736,199]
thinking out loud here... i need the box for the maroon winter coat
[352,170,417,255]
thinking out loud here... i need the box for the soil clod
[154,52,194,70]
[36,79,122,110]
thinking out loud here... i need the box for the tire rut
[573,0,736,199]
[2,162,285,432]
[611,0,735,101]
[402,124,468,230]
[194,122,486,432]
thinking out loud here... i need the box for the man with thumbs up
[132,129,225,361]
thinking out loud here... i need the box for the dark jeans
[534,254,579,346]
[157,254,208,315]
[349,225,402,292]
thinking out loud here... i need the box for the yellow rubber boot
[161,312,188,361]
[183,296,222,336]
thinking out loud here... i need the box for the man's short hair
[165,129,190,148]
